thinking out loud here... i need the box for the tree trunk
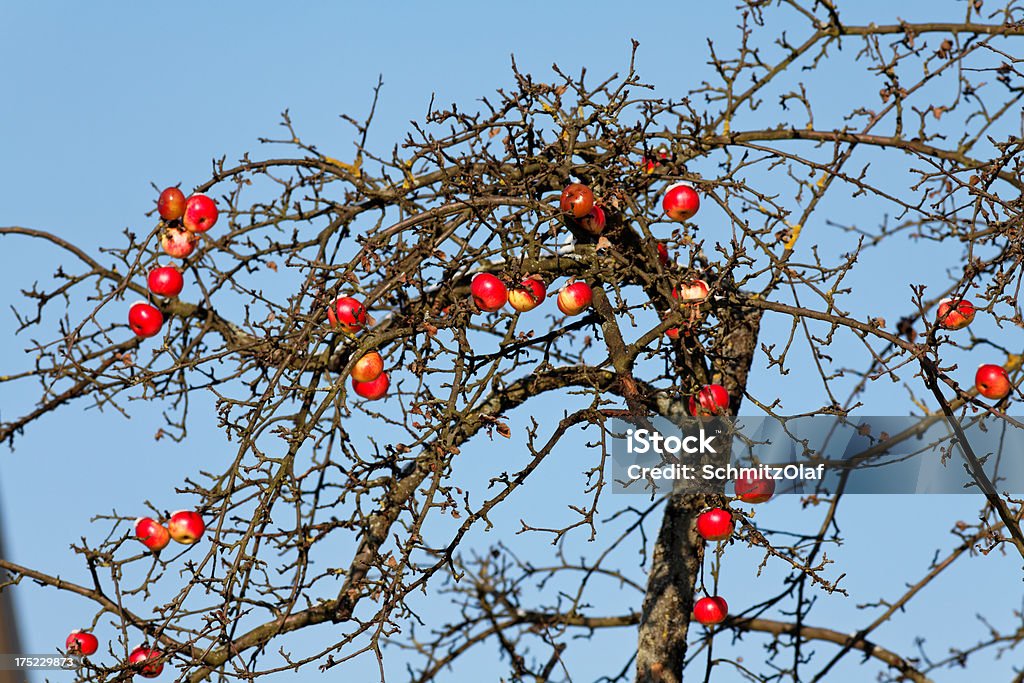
[636,493,707,682]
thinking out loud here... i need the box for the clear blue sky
[0,2,1019,682]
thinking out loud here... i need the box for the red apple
[657,242,669,266]
[696,508,734,541]
[128,646,163,678]
[693,596,728,625]
[352,351,384,383]
[134,517,170,552]
[65,630,99,656]
[937,298,976,330]
[183,193,218,233]
[167,510,205,545]
[673,280,709,303]
[735,470,776,503]
[328,296,367,333]
[975,364,1012,400]
[147,266,184,298]
[662,182,700,222]
[559,183,595,219]
[128,302,164,338]
[160,226,197,259]
[557,281,593,316]
[578,205,606,235]
[688,384,729,416]
[507,277,546,312]
[353,372,389,400]
[471,273,507,312]
[157,187,186,222]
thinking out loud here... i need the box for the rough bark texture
[636,493,708,683]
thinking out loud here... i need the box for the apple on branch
[160,226,197,259]
[975,364,1012,400]
[662,182,700,222]
[128,302,164,338]
[328,296,368,333]
[471,273,507,312]
[156,187,186,222]
[183,193,219,233]
[936,298,976,330]
[507,277,546,312]
[353,372,390,400]
[557,281,593,316]
[65,630,99,656]
[735,470,775,503]
[134,517,170,552]
[693,596,728,625]
[657,242,670,266]
[167,510,205,544]
[559,183,595,218]
[128,646,163,678]
[688,383,729,416]
[147,266,184,298]
[577,205,606,236]
[696,507,734,541]
[352,351,384,383]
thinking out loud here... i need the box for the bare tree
[2,1,1024,681]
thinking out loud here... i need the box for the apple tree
[3,1,1024,681]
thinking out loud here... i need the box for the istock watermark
[625,427,719,455]
[610,414,1024,495]
[623,462,825,485]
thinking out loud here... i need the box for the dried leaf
[324,155,362,178]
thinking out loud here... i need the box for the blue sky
[1,2,1020,682]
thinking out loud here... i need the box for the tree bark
[636,493,707,683]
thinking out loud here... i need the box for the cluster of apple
[327,296,390,400]
[686,478,773,627]
[687,469,774,626]
[465,179,703,321]
[134,510,206,551]
[469,273,594,317]
[683,297,1009,627]
[127,187,220,340]
[935,298,1014,401]
[558,179,700,236]
[562,179,707,337]
[61,511,207,674]
[688,383,775,627]
[64,630,163,678]
[157,187,220,254]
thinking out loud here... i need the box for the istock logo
[625,428,718,455]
